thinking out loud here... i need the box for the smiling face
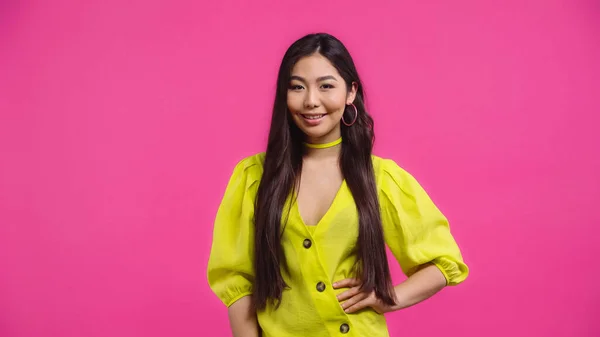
[287,53,357,144]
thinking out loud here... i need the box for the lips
[299,113,326,126]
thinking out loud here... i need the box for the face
[287,53,357,143]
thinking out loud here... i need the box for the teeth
[304,114,324,119]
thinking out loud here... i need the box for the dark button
[303,239,312,248]
[340,323,350,334]
[316,281,326,292]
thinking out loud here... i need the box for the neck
[303,137,342,159]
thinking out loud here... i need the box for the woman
[207,33,469,337]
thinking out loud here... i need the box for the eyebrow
[290,75,338,82]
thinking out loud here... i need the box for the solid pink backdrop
[1,0,599,336]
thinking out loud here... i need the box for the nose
[304,88,320,109]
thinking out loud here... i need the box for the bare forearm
[391,263,447,311]
[228,296,260,337]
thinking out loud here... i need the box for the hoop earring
[342,103,358,126]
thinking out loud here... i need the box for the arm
[380,160,468,305]
[336,160,469,314]
[228,296,260,337]
[390,263,447,311]
[335,263,448,314]
[207,157,261,335]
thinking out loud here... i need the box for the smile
[301,114,326,120]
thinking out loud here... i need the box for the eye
[321,83,335,89]
[289,84,304,91]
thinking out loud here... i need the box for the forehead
[291,53,341,79]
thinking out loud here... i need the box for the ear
[346,81,358,105]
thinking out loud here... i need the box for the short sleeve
[207,156,261,307]
[378,159,469,286]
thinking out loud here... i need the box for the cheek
[287,94,303,113]
[322,92,347,113]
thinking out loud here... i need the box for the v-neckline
[294,179,347,230]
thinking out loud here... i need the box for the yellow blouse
[207,153,468,337]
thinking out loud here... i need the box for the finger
[341,292,369,311]
[333,279,357,289]
[344,297,370,314]
[333,278,361,289]
[336,286,361,302]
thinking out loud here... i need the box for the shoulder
[372,154,412,183]
[372,154,426,198]
[234,152,265,171]
[230,152,265,182]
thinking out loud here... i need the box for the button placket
[293,222,350,337]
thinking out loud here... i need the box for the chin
[302,130,328,139]
[299,125,339,140]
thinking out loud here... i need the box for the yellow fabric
[207,153,469,337]
[303,136,343,149]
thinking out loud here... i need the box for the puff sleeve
[379,159,469,285]
[207,157,259,307]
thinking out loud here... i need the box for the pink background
[1,0,599,336]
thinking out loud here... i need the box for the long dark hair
[252,33,396,311]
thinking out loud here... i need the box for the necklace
[303,137,342,149]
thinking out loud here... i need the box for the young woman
[207,33,469,337]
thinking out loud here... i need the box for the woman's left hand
[333,278,395,314]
